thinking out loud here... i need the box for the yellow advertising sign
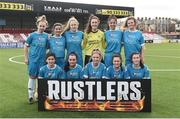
[96,9,133,16]
[0,2,33,11]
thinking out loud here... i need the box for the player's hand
[24,59,28,65]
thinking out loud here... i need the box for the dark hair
[130,52,144,68]
[52,23,63,32]
[84,14,100,34]
[64,52,78,72]
[107,15,117,30]
[124,16,137,28]
[112,54,123,71]
[45,52,56,63]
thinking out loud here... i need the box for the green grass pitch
[0,43,180,118]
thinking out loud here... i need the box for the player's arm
[82,65,89,79]
[24,34,32,65]
[81,33,87,49]
[140,32,145,64]
[143,65,150,79]
[141,45,145,64]
[102,32,106,49]
[24,45,28,65]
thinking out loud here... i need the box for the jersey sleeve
[105,67,111,79]
[83,64,89,79]
[143,66,150,79]
[124,66,130,79]
[102,65,106,79]
[38,67,45,79]
[25,33,33,46]
[59,68,66,79]
[79,67,84,79]
[139,32,145,46]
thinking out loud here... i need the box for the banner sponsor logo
[38,79,151,112]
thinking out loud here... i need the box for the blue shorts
[56,57,65,69]
[104,53,113,67]
[28,61,45,77]
[76,53,83,67]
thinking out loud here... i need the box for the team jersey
[82,29,106,56]
[124,64,150,79]
[64,31,83,66]
[123,30,144,65]
[38,64,66,79]
[83,62,106,79]
[48,35,65,58]
[66,64,83,79]
[104,30,123,53]
[25,32,48,63]
[105,65,124,80]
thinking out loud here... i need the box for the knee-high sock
[28,78,35,98]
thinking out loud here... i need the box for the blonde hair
[36,15,48,27]
[62,16,79,33]
[85,14,100,34]
[91,49,102,59]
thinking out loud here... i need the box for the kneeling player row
[39,50,150,80]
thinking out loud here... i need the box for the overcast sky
[44,0,180,19]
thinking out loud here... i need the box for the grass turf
[0,43,180,118]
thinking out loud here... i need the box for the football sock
[28,78,35,99]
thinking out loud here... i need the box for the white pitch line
[8,55,25,65]
[8,55,180,71]
[145,55,180,59]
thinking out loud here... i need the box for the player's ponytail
[36,15,48,27]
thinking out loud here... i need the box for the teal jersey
[48,35,65,58]
[39,64,66,79]
[104,30,123,53]
[64,31,83,66]
[25,32,48,63]
[83,62,106,79]
[125,64,150,79]
[123,30,144,65]
[66,64,83,79]
[105,65,124,79]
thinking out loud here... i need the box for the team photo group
[24,14,150,104]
